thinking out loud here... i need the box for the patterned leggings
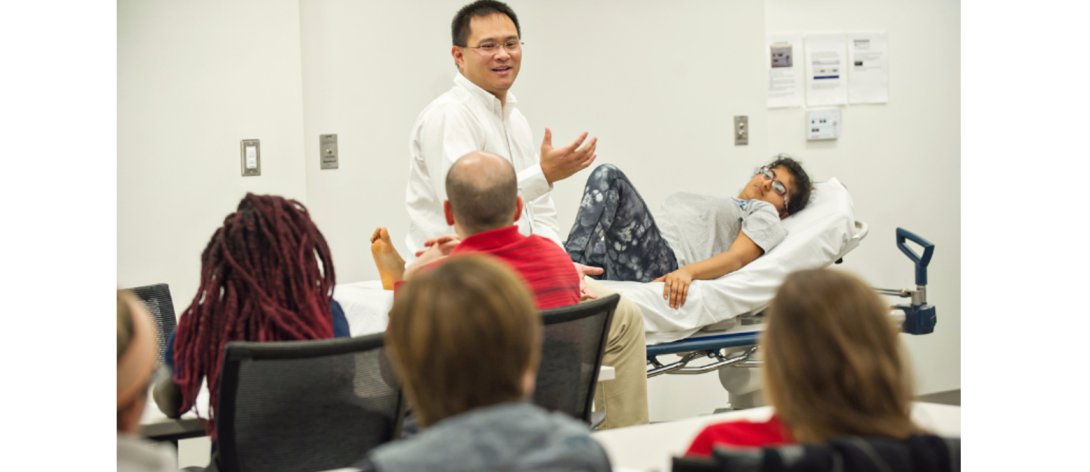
[564,164,678,282]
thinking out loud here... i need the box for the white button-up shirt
[405,73,561,258]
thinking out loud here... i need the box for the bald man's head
[445,151,519,235]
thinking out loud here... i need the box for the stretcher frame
[645,223,937,378]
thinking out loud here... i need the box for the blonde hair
[117,290,136,361]
[762,268,919,443]
[386,255,541,427]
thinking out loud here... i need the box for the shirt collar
[453,73,517,117]
[451,226,525,254]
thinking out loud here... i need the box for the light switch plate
[807,109,841,140]
[734,116,748,146]
[241,139,260,176]
[320,134,338,169]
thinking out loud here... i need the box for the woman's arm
[653,230,764,309]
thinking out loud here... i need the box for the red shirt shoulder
[448,227,581,310]
[686,415,794,456]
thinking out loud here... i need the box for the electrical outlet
[320,134,338,169]
[241,139,260,176]
[734,116,748,146]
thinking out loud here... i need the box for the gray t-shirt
[655,192,787,267]
[367,402,610,472]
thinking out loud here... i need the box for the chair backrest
[533,294,620,424]
[126,283,177,367]
[672,435,961,472]
[215,333,404,472]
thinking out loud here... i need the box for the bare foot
[370,227,405,290]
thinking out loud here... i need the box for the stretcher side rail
[646,227,937,378]
[647,346,757,378]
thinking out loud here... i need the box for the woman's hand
[652,231,764,309]
[653,267,694,309]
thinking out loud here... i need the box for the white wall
[299,0,770,287]
[118,2,310,465]
[764,0,961,395]
[117,0,309,309]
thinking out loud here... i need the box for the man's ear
[451,46,464,72]
[512,196,524,223]
[444,200,456,226]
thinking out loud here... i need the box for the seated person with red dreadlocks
[372,150,649,430]
[152,194,349,436]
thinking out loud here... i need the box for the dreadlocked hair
[172,193,336,436]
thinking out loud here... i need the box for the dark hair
[172,193,336,436]
[767,154,812,215]
[451,0,521,47]
[446,152,519,234]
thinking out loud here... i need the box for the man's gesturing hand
[574,262,604,301]
[404,244,448,280]
[540,127,597,185]
[415,234,461,258]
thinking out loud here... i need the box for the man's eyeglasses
[465,40,524,55]
[758,167,789,209]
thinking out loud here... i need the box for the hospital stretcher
[641,225,936,377]
[591,178,938,408]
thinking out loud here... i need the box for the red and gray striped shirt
[449,226,581,310]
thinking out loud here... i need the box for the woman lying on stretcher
[564,154,812,308]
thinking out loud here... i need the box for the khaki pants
[584,277,649,429]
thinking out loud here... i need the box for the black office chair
[671,435,960,472]
[533,294,619,429]
[126,283,177,367]
[214,333,404,472]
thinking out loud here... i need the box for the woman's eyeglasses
[758,167,789,209]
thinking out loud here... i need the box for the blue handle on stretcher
[896,228,934,286]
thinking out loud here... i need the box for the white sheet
[333,280,392,337]
[601,178,857,344]
[333,178,856,343]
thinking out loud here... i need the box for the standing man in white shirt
[400,0,649,429]
[405,4,595,258]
